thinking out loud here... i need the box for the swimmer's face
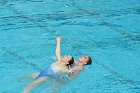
[62,55,72,64]
[79,56,90,64]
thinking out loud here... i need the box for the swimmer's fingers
[56,36,63,41]
[58,36,63,39]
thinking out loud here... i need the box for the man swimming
[50,55,92,93]
[70,55,92,79]
[22,36,74,93]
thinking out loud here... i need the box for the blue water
[0,0,140,93]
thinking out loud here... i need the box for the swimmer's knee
[31,73,39,79]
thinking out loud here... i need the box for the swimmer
[70,56,92,79]
[22,36,74,93]
[32,56,92,79]
[51,56,92,93]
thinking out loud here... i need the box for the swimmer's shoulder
[51,61,63,65]
[72,63,84,71]
[51,61,66,69]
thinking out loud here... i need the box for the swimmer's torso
[51,61,69,74]
[36,61,70,79]
[72,60,84,71]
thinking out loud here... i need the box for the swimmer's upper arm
[56,38,61,61]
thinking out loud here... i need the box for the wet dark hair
[67,57,74,66]
[86,56,92,65]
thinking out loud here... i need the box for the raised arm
[56,36,63,61]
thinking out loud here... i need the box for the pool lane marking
[0,1,57,35]
[0,0,139,85]
[70,1,139,42]
[69,1,140,84]
[0,1,61,71]
[1,47,42,71]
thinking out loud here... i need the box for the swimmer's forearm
[56,39,61,61]
[56,40,61,55]
[70,70,81,79]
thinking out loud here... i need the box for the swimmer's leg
[22,77,48,93]
[31,73,39,79]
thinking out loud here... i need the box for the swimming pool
[0,0,140,93]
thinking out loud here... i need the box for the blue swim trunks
[36,66,70,80]
[36,66,58,79]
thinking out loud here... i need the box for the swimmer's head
[67,56,74,66]
[62,55,74,65]
[79,56,92,65]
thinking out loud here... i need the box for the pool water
[0,0,140,93]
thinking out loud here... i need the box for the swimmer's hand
[68,68,74,73]
[56,36,63,41]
